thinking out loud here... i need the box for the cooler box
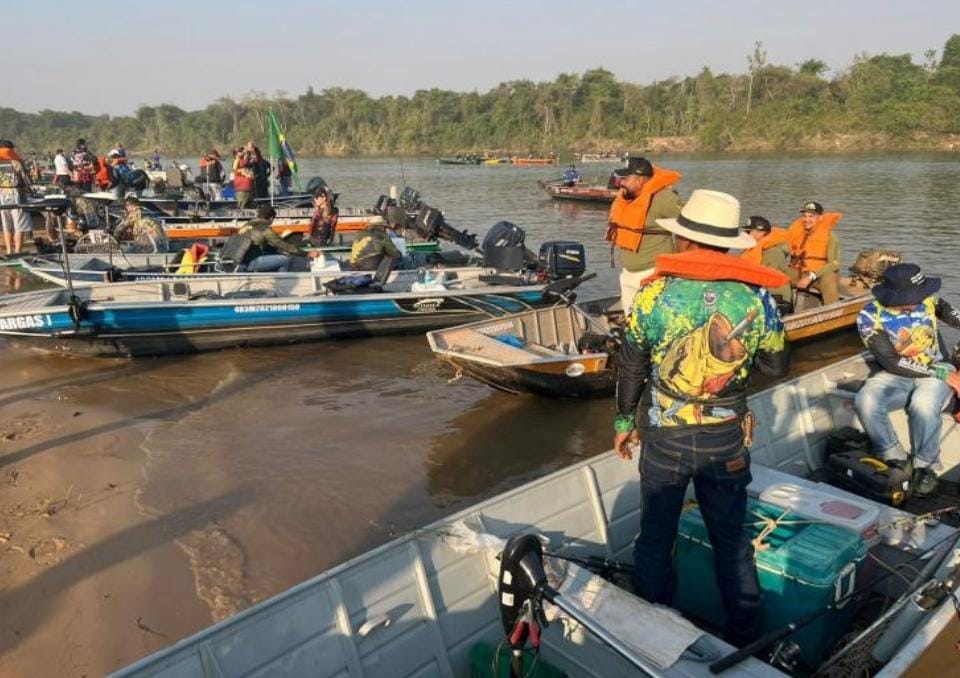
[674,499,866,667]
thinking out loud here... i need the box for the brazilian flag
[268,110,301,192]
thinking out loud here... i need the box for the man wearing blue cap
[855,263,960,496]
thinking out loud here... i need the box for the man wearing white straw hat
[613,189,791,647]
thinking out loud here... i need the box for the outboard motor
[497,533,664,678]
[399,186,421,211]
[482,221,527,272]
[305,176,328,195]
[537,241,586,280]
[416,205,443,240]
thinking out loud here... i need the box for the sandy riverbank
[0,355,220,677]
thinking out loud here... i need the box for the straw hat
[656,189,757,249]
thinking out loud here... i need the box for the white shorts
[0,189,32,234]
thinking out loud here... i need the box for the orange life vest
[740,227,788,265]
[605,166,682,252]
[648,249,790,290]
[0,147,23,162]
[95,156,113,189]
[787,212,842,274]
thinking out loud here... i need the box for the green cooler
[673,500,866,666]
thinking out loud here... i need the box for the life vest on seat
[175,243,210,274]
[605,166,682,252]
[648,249,790,290]
[740,227,789,265]
[787,213,842,274]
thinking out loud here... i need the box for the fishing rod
[708,524,960,674]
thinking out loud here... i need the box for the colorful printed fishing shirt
[857,296,960,379]
[615,276,789,438]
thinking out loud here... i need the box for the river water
[1,154,959,620]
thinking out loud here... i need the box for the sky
[4,0,959,115]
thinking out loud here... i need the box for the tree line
[3,35,960,157]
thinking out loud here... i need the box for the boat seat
[524,342,570,357]
[438,328,540,366]
[1,290,64,310]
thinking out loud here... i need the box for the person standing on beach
[0,140,34,254]
[604,156,683,313]
[614,189,790,648]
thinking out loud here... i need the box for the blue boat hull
[0,289,550,358]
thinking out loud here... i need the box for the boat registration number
[233,304,301,314]
[0,314,51,330]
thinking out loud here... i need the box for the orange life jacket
[95,156,113,189]
[740,227,788,265]
[648,249,790,290]
[605,166,682,252]
[0,147,23,162]
[787,212,842,274]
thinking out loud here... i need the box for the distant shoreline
[110,133,960,160]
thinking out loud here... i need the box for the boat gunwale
[111,350,959,677]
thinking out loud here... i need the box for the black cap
[613,156,654,178]
[800,201,823,214]
[257,204,277,220]
[745,216,771,232]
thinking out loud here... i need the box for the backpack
[848,249,901,290]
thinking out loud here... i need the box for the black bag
[323,274,383,295]
[825,427,872,456]
[824,428,911,505]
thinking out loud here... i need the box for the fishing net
[813,615,894,677]
[73,231,122,254]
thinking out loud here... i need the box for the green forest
[4,36,960,157]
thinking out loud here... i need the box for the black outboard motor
[305,176,328,195]
[399,186,421,211]
[482,221,527,272]
[537,241,586,280]
[496,533,668,677]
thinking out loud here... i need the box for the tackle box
[674,499,867,666]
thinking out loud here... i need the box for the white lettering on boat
[233,304,302,314]
[785,308,844,330]
[0,314,48,331]
[412,298,444,312]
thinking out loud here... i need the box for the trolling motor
[498,534,551,677]
[497,533,667,678]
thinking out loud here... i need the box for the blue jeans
[245,255,291,272]
[854,369,954,469]
[635,423,761,646]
